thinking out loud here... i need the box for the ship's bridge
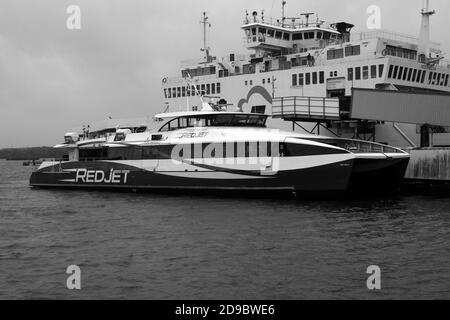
[241,14,343,54]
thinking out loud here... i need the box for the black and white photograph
[1,0,450,305]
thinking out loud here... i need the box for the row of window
[245,27,338,42]
[78,142,343,161]
[164,83,221,99]
[348,64,385,81]
[292,71,326,86]
[181,66,216,78]
[384,45,417,61]
[327,45,361,60]
[387,65,450,87]
[159,114,267,132]
[244,78,273,86]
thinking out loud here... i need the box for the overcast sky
[1,0,449,148]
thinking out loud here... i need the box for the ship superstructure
[161,1,450,148]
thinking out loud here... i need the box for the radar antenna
[300,12,314,27]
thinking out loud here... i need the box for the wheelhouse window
[293,33,303,40]
[303,32,315,40]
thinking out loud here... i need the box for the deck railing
[272,96,340,120]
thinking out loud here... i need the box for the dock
[404,148,450,183]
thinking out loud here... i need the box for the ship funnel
[418,0,435,61]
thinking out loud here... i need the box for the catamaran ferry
[30,99,409,195]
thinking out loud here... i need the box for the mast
[418,0,435,61]
[281,1,287,27]
[200,12,211,63]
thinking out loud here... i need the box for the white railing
[272,96,340,119]
[242,16,335,31]
[351,30,441,50]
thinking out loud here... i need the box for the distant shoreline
[0,147,65,161]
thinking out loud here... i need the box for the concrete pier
[404,148,450,182]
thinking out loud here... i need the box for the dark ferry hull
[29,158,355,194]
[348,157,410,193]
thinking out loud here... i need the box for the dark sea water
[0,160,449,300]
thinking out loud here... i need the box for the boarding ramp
[351,88,450,127]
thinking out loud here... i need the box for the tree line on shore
[0,147,66,161]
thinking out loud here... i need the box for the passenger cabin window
[378,64,385,78]
[371,65,377,79]
[348,68,353,81]
[305,73,311,85]
[299,73,304,86]
[292,74,298,86]
[158,114,267,132]
[363,66,369,80]
[345,45,361,57]
[327,48,344,60]
[355,67,361,80]
[251,106,266,114]
[312,72,318,84]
